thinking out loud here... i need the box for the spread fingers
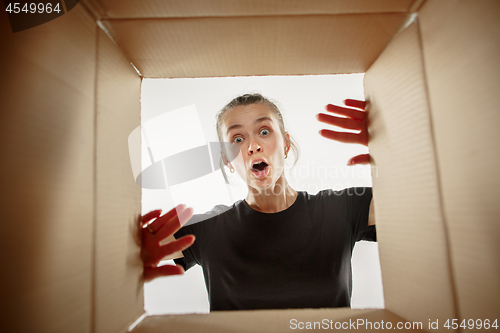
[160,235,196,259]
[344,99,366,110]
[325,104,365,120]
[143,204,187,236]
[319,130,364,144]
[154,207,194,240]
[316,113,363,131]
[140,209,162,227]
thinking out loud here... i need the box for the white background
[140,74,384,314]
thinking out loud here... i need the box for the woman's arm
[317,99,375,226]
[368,198,375,226]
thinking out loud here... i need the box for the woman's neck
[245,176,297,213]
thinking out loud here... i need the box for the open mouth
[251,160,269,177]
[252,161,268,172]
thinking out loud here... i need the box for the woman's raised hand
[140,205,195,282]
[316,99,370,165]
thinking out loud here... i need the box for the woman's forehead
[222,104,277,130]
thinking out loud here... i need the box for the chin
[251,178,279,192]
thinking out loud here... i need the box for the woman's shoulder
[302,187,372,206]
[309,187,372,197]
[184,201,241,227]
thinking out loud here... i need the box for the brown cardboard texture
[1,0,499,332]
[94,28,142,333]
[364,21,456,325]
[0,5,96,333]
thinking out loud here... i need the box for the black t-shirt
[174,187,376,311]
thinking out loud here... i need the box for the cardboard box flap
[83,0,420,19]
[99,13,408,78]
[94,29,143,333]
[364,21,456,324]
[418,0,500,320]
[0,6,96,332]
[132,308,425,332]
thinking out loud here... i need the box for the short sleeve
[172,204,229,271]
[346,187,376,242]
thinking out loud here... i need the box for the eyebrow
[226,116,273,135]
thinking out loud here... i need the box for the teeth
[252,160,268,172]
[253,161,266,168]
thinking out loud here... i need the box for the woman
[140,94,375,311]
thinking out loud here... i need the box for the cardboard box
[1,0,498,332]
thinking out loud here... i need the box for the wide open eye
[233,136,244,144]
[260,129,270,136]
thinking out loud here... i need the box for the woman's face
[222,104,290,191]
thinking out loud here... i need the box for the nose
[248,140,262,155]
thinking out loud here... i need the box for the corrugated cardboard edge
[364,19,456,326]
[93,27,143,333]
[133,308,427,332]
[81,0,420,19]
[418,0,500,321]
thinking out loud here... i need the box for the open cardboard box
[1,0,499,332]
